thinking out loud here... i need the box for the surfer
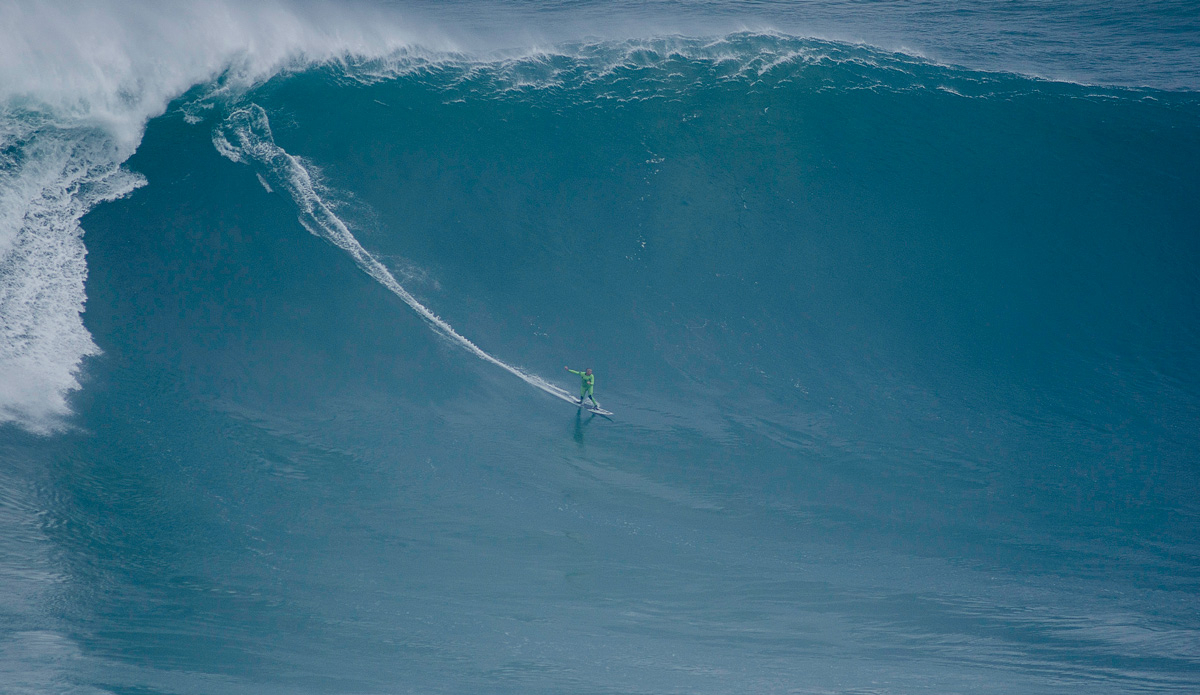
[564,367,599,409]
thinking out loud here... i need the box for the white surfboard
[559,392,612,416]
[579,402,614,417]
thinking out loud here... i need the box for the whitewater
[2,1,1200,694]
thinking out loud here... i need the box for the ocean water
[2,1,1200,693]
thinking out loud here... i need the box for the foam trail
[214,104,579,405]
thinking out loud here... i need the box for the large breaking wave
[4,0,1197,433]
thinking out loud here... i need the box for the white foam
[215,104,579,405]
[0,117,144,433]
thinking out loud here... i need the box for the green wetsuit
[567,369,598,407]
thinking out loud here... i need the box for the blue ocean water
[2,2,1200,693]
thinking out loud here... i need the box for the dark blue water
[3,4,1200,694]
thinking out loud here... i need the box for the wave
[1,1,1192,433]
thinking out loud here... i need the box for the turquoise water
[2,4,1200,694]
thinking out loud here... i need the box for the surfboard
[579,402,614,417]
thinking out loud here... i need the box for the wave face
[3,15,1200,695]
